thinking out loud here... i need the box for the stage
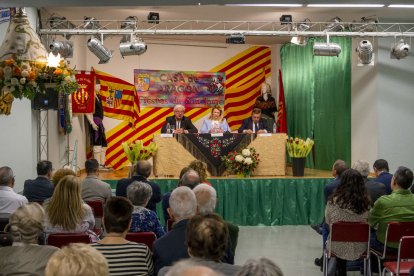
[99,166,332,226]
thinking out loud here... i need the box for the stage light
[147,12,160,24]
[356,40,374,65]
[49,41,73,58]
[313,35,341,57]
[390,39,410,60]
[87,37,112,64]
[120,16,138,43]
[291,19,311,46]
[226,33,245,44]
[280,14,293,25]
[119,36,147,57]
[323,16,344,32]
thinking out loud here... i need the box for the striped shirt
[91,241,154,276]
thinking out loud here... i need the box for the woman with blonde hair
[43,175,95,235]
[200,105,231,134]
[0,203,59,275]
[188,160,210,185]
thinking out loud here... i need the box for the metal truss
[38,110,48,161]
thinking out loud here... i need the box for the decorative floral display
[286,137,314,157]
[0,58,78,100]
[122,140,159,163]
[222,146,260,177]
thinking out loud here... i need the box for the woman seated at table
[200,105,231,134]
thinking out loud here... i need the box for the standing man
[373,159,393,194]
[238,108,271,134]
[161,105,198,134]
[81,159,112,202]
[0,166,28,217]
[23,160,54,202]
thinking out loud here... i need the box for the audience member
[153,186,198,275]
[352,160,386,203]
[0,203,58,276]
[45,243,109,276]
[43,175,95,236]
[159,213,241,276]
[238,108,271,134]
[23,160,54,202]
[369,166,414,250]
[161,104,198,134]
[127,181,165,238]
[325,169,372,276]
[116,160,161,213]
[200,105,231,134]
[165,259,221,276]
[194,184,239,257]
[51,168,76,187]
[91,197,154,276]
[81,159,112,202]
[0,166,28,218]
[162,169,200,224]
[236,258,284,276]
[373,159,393,194]
[189,160,211,185]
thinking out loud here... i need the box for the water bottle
[166,122,171,134]
[273,122,277,134]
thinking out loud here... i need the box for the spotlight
[356,40,374,65]
[49,41,73,58]
[350,16,378,32]
[120,16,138,43]
[147,12,160,24]
[323,16,344,32]
[291,19,311,46]
[226,33,245,44]
[313,35,341,57]
[390,39,410,60]
[119,36,147,57]
[280,14,293,25]
[87,37,112,64]
[47,16,76,39]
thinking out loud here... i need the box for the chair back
[385,222,414,246]
[0,217,9,232]
[328,221,370,257]
[85,200,104,217]
[383,236,414,276]
[126,232,156,249]
[47,233,91,248]
[398,236,414,260]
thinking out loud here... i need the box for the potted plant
[286,137,314,176]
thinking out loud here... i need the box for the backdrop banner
[134,69,225,108]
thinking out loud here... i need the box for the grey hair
[236,258,284,276]
[352,160,370,177]
[165,259,221,276]
[5,203,45,244]
[0,166,14,186]
[169,186,197,221]
[173,104,185,112]
[180,169,200,189]
[127,181,153,207]
[193,184,217,215]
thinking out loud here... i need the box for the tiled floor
[234,226,363,276]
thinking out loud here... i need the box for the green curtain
[280,37,351,170]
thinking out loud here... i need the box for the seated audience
[194,184,239,257]
[0,166,28,218]
[116,160,161,213]
[373,159,393,194]
[200,105,231,134]
[0,203,58,276]
[236,258,284,276]
[43,175,95,236]
[51,168,76,187]
[153,186,198,275]
[23,160,54,203]
[352,160,386,203]
[127,181,165,238]
[368,166,414,250]
[162,169,200,225]
[189,160,211,185]
[91,197,154,276]
[159,213,241,276]
[165,259,220,276]
[161,104,198,134]
[81,159,112,202]
[45,243,109,276]
[325,169,372,276]
[238,108,271,134]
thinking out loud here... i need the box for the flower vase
[292,157,306,177]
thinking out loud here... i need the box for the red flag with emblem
[277,69,287,133]
[73,71,95,114]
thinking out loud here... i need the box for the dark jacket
[23,176,54,202]
[161,116,198,133]
[237,117,270,133]
[374,171,393,195]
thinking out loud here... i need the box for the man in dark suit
[352,160,386,203]
[161,104,198,134]
[23,160,54,202]
[238,108,271,134]
[373,159,393,194]
[116,160,161,213]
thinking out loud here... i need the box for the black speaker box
[32,86,59,110]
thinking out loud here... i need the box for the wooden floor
[93,165,333,180]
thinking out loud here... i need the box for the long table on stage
[153,133,287,177]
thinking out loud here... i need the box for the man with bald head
[0,166,28,217]
[116,160,161,212]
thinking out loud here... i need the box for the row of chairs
[323,221,414,276]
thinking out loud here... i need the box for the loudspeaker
[32,86,59,110]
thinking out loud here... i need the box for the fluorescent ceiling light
[388,4,414,8]
[225,4,303,7]
[307,4,384,8]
